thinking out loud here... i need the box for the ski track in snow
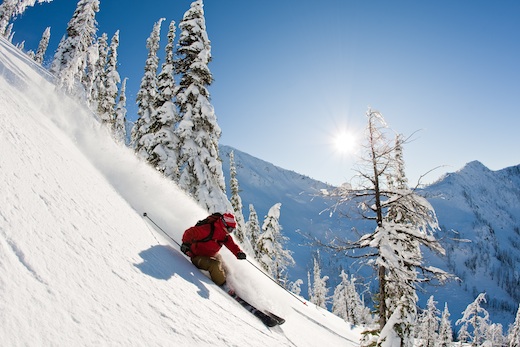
[0,37,360,346]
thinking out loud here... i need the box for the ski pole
[142,212,181,247]
[246,259,308,306]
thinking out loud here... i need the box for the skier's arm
[182,227,194,244]
[223,235,244,258]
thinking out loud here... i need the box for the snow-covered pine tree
[94,32,112,120]
[380,134,448,347]
[131,18,164,159]
[245,204,261,259]
[228,150,252,253]
[332,270,371,326]
[4,23,14,42]
[486,323,505,347]
[290,279,303,296]
[99,30,120,131]
[332,271,352,322]
[456,293,491,346]
[27,48,36,60]
[309,254,329,309]
[416,296,440,347]
[307,271,312,302]
[80,40,95,107]
[437,303,453,347]
[143,19,182,180]
[84,32,106,110]
[257,208,276,274]
[49,0,99,93]
[34,26,50,64]
[0,0,15,36]
[328,109,449,347]
[509,304,520,347]
[329,108,393,333]
[113,77,127,144]
[174,0,229,213]
[4,23,13,41]
[256,203,294,286]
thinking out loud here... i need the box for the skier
[180,212,247,286]
[180,212,285,327]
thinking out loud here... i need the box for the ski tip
[263,315,283,327]
[143,212,147,217]
[265,312,285,326]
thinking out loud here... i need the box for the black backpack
[195,213,223,227]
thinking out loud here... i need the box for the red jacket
[182,218,242,258]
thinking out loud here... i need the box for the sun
[333,131,358,155]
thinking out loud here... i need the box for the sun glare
[333,131,358,155]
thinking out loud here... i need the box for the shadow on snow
[134,244,210,299]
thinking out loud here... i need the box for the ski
[221,285,285,327]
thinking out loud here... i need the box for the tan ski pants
[191,254,226,286]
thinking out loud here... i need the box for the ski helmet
[222,213,237,229]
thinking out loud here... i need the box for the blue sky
[11,0,520,186]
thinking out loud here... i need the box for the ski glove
[236,252,247,260]
[180,242,191,255]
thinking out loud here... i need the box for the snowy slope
[0,37,361,346]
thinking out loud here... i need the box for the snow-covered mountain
[217,130,520,332]
[220,145,520,328]
[421,161,520,326]
[0,37,361,346]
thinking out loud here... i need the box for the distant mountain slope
[422,161,520,325]
[219,145,342,280]
[221,143,520,326]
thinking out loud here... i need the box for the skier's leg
[191,255,226,286]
